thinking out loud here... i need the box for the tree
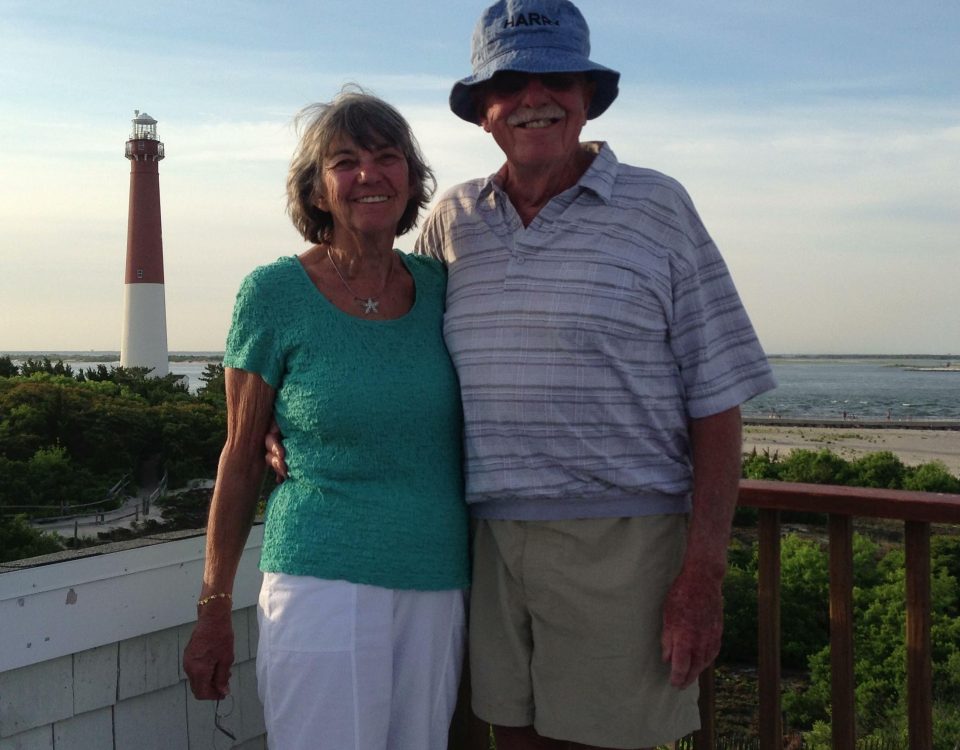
[78,363,114,383]
[153,400,226,487]
[19,358,74,377]
[0,355,19,378]
[0,515,63,563]
[0,455,29,508]
[26,445,102,512]
[102,367,192,405]
[0,378,71,461]
[0,377,153,478]
[0,367,233,562]
[196,363,226,406]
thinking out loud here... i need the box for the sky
[1,0,958,356]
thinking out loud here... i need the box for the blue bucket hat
[450,0,620,124]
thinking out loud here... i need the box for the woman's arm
[184,368,276,700]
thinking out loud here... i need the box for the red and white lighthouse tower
[121,110,169,377]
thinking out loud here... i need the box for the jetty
[744,416,960,431]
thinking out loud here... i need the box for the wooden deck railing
[448,480,960,750]
[693,480,960,750]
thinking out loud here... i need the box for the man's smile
[507,105,566,129]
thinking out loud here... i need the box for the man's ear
[472,88,492,132]
[581,78,597,121]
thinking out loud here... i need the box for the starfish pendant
[361,298,379,314]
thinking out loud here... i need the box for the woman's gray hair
[286,86,436,243]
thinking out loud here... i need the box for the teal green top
[224,253,469,590]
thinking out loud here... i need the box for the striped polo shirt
[416,142,776,520]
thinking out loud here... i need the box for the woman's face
[316,134,410,241]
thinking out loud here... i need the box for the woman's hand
[184,600,235,700]
[265,419,288,481]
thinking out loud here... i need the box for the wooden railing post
[757,508,781,750]
[694,664,716,749]
[828,514,856,750]
[905,520,933,750]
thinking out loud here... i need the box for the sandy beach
[742,423,960,475]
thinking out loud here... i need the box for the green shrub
[720,564,758,663]
[904,461,960,494]
[0,515,63,563]
[849,451,906,489]
[779,535,830,668]
[932,536,960,605]
[779,448,853,485]
[742,448,782,480]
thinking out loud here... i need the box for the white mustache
[507,105,566,126]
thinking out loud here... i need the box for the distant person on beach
[415,1,776,747]
[184,90,469,750]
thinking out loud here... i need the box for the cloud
[2,0,957,354]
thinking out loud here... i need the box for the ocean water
[744,356,960,422]
[7,353,960,421]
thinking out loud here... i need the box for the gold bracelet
[197,592,232,607]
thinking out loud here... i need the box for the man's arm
[413,202,448,262]
[660,404,742,688]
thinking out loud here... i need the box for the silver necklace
[326,246,393,315]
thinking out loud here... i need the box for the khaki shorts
[469,516,700,749]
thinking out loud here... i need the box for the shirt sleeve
[414,203,449,263]
[667,196,776,418]
[223,270,286,389]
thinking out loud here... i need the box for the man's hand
[660,567,724,689]
[264,420,287,482]
[660,405,742,689]
[183,602,235,700]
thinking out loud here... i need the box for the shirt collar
[577,141,617,204]
[476,141,618,208]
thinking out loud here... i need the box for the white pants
[256,573,466,750]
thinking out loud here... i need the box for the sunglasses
[486,71,582,96]
[214,697,236,742]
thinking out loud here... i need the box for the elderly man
[415,1,776,748]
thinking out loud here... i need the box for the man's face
[477,72,595,172]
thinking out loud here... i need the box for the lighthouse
[120,110,169,377]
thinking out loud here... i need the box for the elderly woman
[183,90,469,750]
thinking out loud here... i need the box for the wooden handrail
[738,479,960,522]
